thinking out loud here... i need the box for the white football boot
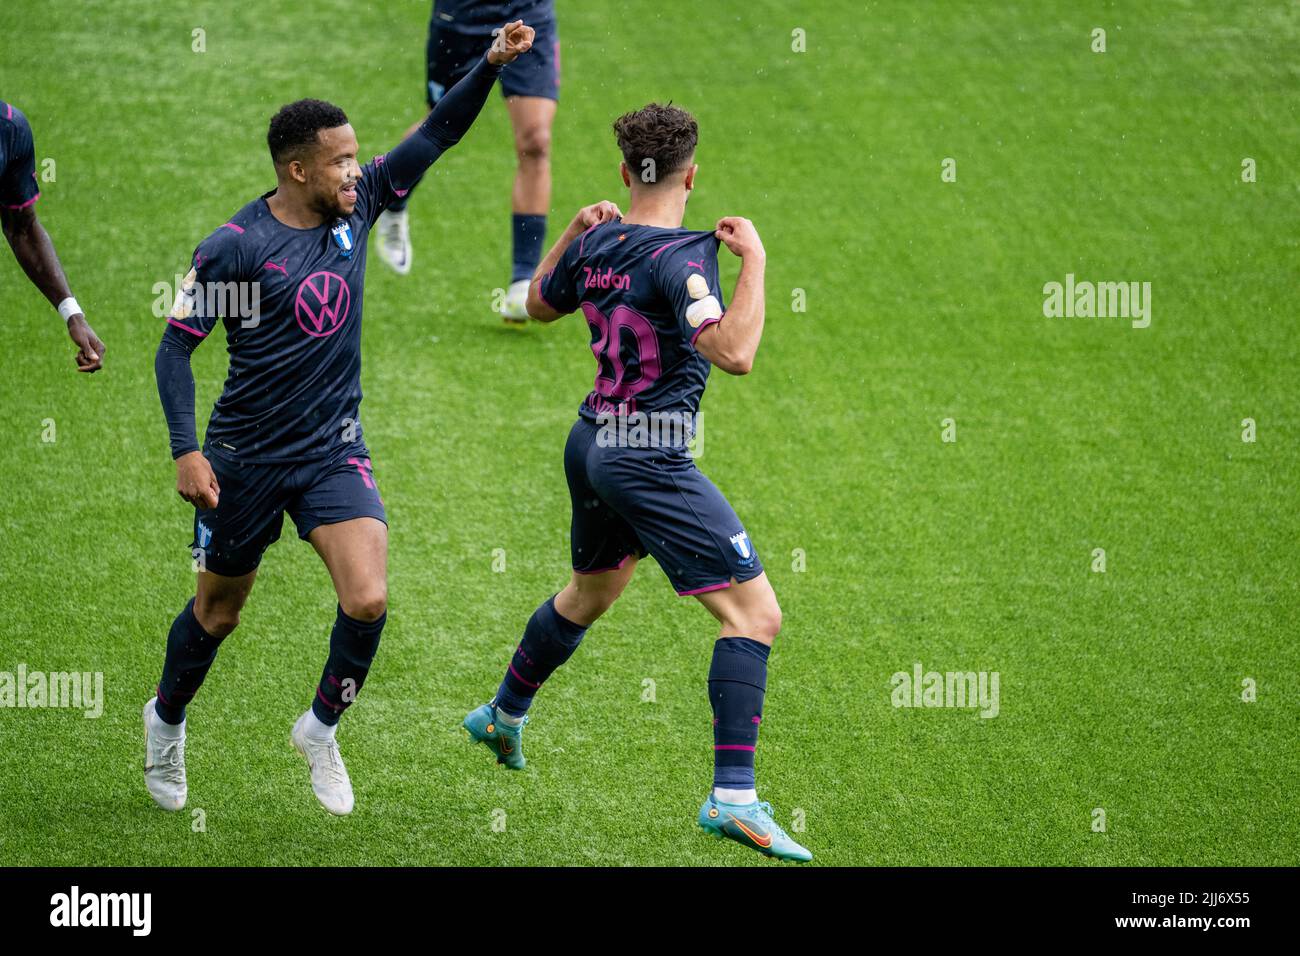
[375,208,412,275]
[501,278,530,325]
[291,711,355,816]
[143,697,187,811]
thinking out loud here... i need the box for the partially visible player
[0,99,104,371]
[460,104,811,862]
[143,22,535,816]
[375,1,559,325]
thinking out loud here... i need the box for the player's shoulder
[193,196,267,270]
[642,227,719,275]
[0,100,33,139]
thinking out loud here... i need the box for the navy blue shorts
[426,18,560,106]
[191,444,387,578]
[564,417,763,596]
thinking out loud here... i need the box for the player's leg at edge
[693,573,812,862]
[464,556,637,768]
[291,516,389,815]
[144,568,256,811]
[500,95,555,324]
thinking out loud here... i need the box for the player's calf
[463,584,608,769]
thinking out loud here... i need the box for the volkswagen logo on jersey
[330,219,354,258]
[729,531,754,564]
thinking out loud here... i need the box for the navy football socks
[708,637,771,791]
[511,213,547,283]
[311,605,385,726]
[494,595,588,717]
[155,597,225,725]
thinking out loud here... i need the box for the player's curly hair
[613,103,698,184]
[267,99,349,165]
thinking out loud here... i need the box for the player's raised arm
[526,200,622,321]
[380,20,535,192]
[693,217,766,375]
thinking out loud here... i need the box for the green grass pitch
[0,0,1296,866]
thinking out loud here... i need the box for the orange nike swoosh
[728,814,772,848]
[499,736,513,754]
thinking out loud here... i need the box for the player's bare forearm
[696,217,767,375]
[1,208,71,306]
[525,221,586,321]
[701,257,765,375]
[3,206,105,371]
[526,201,623,321]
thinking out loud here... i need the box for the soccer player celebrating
[461,104,812,861]
[144,22,536,816]
[375,1,560,326]
[1,99,104,371]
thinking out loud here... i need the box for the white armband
[56,296,82,321]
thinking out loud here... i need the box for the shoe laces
[317,738,348,789]
[385,213,409,245]
[156,737,185,784]
[755,801,793,841]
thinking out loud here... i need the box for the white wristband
[57,297,82,321]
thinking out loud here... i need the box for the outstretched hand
[488,20,535,65]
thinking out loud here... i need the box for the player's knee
[343,586,388,623]
[516,125,551,163]
[195,598,241,639]
[752,600,782,643]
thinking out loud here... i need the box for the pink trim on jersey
[574,553,633,576]
[2,192,39,210]
[220,222,244,234]
[535,274,561,314]
[166,318,208,338]
[5,103,11,120]
[650,235,695,260]
[677,581,732,597]
[577,222,601,257]
[689,312,723,346]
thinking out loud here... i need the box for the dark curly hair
[612,103,698,185]
[267,99,349,165]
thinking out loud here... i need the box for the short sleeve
[166,224,244,339]
[537,230,585,315]
[0,106,41,210]
[655,235,726,346]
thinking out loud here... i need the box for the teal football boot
[698,794,813,862]
[463,702,528,770]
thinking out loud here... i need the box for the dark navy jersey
[164,161,399,462]
[0,101,41,211]
[539,221,726,427]
[156,54,504,463]
[434,0,554,32]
